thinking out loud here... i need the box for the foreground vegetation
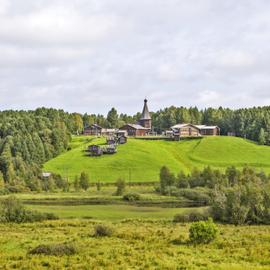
[44,136,270,182]
[0,219,269,269]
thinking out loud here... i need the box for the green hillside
[43,136,270,182]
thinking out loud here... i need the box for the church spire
[140,98,151,120]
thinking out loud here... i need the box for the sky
[0,0,270,115]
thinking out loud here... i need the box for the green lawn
[27,204,204,220]
[43,135,270,182]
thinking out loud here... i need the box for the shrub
[29,243,77,256]
[173,211,210,223]
[188,212,210,222]
[115,179,126,196]
[123,193,140,201]
[0,196,59,223]
[173,213,190,223]
[189,218,218,244]
[94,224,114,237]
[79,172,90,191]
[178,189,210,205]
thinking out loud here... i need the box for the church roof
[140,99,151,120]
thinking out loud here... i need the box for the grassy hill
[43,136,270,182]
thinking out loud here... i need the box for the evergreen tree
[107,108,118,128]
[79,172,90,191]
[258,128,266,145]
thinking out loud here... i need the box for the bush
[173,213,190,223]
[173,211,210,223]
[178,189,210,205]
[189,212,210,222]
[0,196,59,223]
[189,218,218,244]
[123,193,140,201]
[29,243,77,256]
[115,179,126,196]
[94,224,114,237]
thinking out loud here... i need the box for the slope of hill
[43,136,270,182]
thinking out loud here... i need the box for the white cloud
[0,0,270,114]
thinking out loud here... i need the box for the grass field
[0,219,269,269]
[43,136,270,182]
[26,204,205,220]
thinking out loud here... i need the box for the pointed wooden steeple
[139,99,152,129]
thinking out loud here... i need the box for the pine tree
[258,128,266,145]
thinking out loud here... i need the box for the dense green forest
[0,108,80,189]
[0,105,270,190]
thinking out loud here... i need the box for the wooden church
[120,99,152,136]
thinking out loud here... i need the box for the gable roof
[122,124,148,130]
[171,123,219,130]
[140,99,151,120]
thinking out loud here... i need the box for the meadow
[0,219,269,270]
[43,135,270,182]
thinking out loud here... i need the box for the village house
[119,123,149,136]
[171,123,220,139]
[119,99,152,136]
[83,124,102,136]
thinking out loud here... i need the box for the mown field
[43,136,270,182]
[0,219,269,270]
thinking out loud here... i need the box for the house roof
[140,99,151,120]
[122,124,148,130]
[171,123,195,129]
[198,125,219,130]
[171,123,219,130]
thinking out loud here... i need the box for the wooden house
[171,123,220,138]
[119,124,148,136]
[172,124,201,137]
[101,128,117,136]
[83,124,102,136]
[196,125,220,136]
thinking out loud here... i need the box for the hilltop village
[83,99,220,140]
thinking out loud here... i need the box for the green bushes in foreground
[189,218,218,244]
[0,196,59,223]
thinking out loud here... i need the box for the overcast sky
[0,0,270,115]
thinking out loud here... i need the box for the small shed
[118,136,127,144]
[88,145,103,156]
[103,145,117,154]
[107,137,116,145]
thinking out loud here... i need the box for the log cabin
[171,123,220,138]
[119,124,149,137]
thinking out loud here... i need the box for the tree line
[159,165,270,225]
